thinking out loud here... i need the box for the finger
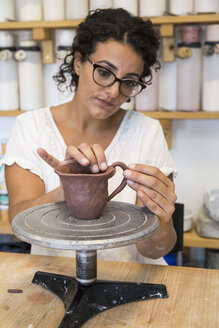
[37,148,60,169]
[91,144,108,171]
[137,189,175,224]
[128,163,175,191]
[78,143,100,173]
[65,145,90,166]
[124,169,176,204]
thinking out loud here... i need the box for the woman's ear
[74,51,82,75]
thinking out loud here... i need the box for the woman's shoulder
[16,106,51,124]
[124,110,160,131]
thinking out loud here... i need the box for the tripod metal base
[33,271,168,328]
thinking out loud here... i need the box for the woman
[2,8,177,264]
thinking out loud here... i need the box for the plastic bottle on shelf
[89,0,112,11]
[135,69,159,112]
[15,0,43,21]
[65,0,88,19]
[43,0,65,21]
[0,31,19,111]
[0,0,15,22]
[139,0,166,17]
[159,61,177,111]
[202,41,219,111]
[194,0,218,13]
[169,0,193,16]
[113,0,138,15]
[176,42,202,111]
[15,40,44,110]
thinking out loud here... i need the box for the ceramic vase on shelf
[43,0,65,20]
[0,47,19,110]
[169,0,193,15]
[159,61,177,111]
[135,69,159,112]
[202,42,219,112]
[177,42,202,111]
[194,0,218,13]
[43,63,60,107]
[15,40,44,110]
[65,0,88,19]
[113,0,138,15]
[121,98,135,111]
[0,0,15,22]
[139,0,166,17]
[15,0,43,21]
[180,25,201,43]
[89,0,112,11]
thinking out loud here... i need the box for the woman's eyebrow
[97,60,140,78]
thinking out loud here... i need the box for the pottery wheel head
[12,201,159,250]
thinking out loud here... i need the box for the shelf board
[1,110,219,119]
[144,111,219,119]
[0,14,218,30]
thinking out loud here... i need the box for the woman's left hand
[124,163,177,223]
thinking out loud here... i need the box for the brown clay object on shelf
[55,160,127,219]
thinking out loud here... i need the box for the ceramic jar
[139,0,166,17]
[65,0,88,19]
[113,0,138,15]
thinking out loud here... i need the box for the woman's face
[74,39,144,119]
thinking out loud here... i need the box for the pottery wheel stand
[12,201,168,328]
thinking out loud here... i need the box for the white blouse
[1,107,177,265]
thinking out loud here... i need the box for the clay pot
[54,160,127,219]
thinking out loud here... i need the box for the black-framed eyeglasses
[86,55,146,97]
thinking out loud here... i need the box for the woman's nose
[106,81,120,98]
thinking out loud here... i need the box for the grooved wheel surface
[12,201,159,250]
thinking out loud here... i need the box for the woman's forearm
[136,219,177,259]
[9,187,64,223]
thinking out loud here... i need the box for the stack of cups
[0,31,19,110]
[66,0,88,19]
[43,0,65,20]
[169,0,193,15]
[194,0,218,13]
[15,0,43,21]
[89,0,113,10]
[135,69,159,112]
[0,0,15,22]
[202,25,219,111]
[176,25,202,111]
[139,0,166,17]
[15,40,44,110]
[113,0,138,15]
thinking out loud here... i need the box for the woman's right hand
[37,143,108,173]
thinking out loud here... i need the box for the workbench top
[0,252,218,328]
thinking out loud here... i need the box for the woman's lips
[96,97,114,107]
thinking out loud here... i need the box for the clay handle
[108,161,128,201]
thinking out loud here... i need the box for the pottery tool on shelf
[12,201,168,328]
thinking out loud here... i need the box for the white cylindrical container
[15,41,44,110]
[89,0,112,10]
[113,0,138,15]
[135,69,159,111]
[0,0,15,22]
[169,0,193,15]
[55,29,76,48]
[194,0,218,13]
[16,0,43,21]
[43,0,65,20]
[0,31,14,48]
[66,0,88,19]
[206,25,219,42]
[43,63,60,106]
[0,47,19,110]
[202,42,219,112]
[159,61,177,111]
[177,43,202,111]
[139,0,166,17]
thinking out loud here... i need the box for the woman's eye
[123,80,138,88]
[97,67,111,79]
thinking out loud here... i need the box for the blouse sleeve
[0,113,44,181]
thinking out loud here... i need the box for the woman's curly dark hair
[54,8,160,92]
